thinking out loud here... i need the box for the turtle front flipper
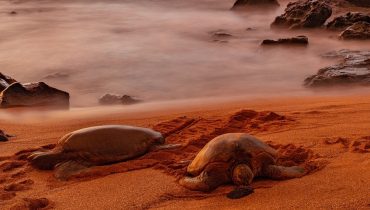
[263,165,306,180]
[180,162,230,192]
[54,160,92,180]
[29,151,66,170]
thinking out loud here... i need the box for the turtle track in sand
[324,136,370,153]
[0,145,54,208]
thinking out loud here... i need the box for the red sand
[0,94,370,209]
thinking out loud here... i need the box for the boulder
[0,73,17,92]
[261,35,308,45]
[346,0,370,7]
[0,82,70,108]
[271,0,332,29]
[339,21,370,40]
[232,0,279,9]
[327,12,370,30]
[0,130,9,142]
[99,94,141,105]
[304,50,370,87]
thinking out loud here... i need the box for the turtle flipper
[54,160,91,180]
[180,162,230,192]
[263,165,306,180]
[29,151,65,170]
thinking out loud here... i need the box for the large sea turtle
[180,133,305,198]
[29,125,169,179]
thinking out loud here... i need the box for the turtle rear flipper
[180,162,230,192]
[227,186,254,199]
[54,160,91,180]
[263,165,306,180]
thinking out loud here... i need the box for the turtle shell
[56,125,163,164]
[187,133,277,176]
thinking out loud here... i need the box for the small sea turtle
[29,125,170,179]
[180,133,305,198]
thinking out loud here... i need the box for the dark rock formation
[99,94,141,105]
[232,0,279,9]
[0,130,9,142]
[271,0,332,29]
[43,72,70,80]
[0,73,17,92]
[346,0,370,7]
[0,82,70,108]
[304,50,370,87]
[261,35,308,45]
[339,21,370,40]
[327,12,370,30]
[0,130,14,142]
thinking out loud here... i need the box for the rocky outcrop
[0,73,17,92]
[0,130,9,142]
[271,0,332,29]
[327,12,370,30]
[261,35,308,45]
[0,82,70,108]
[346,0,370,7]
[99,94,141,105]
[232,0,279,9]
[304,50,370,87]
[339,21,370,40]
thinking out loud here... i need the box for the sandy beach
[1,94,369,209]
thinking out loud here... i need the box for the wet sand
[1,94,370,209]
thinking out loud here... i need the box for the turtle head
[152,133,165,145]
[29,151,64,170]
[232,164,254,186]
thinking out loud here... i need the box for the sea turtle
[29,125,170,179]
[180,133,305,198]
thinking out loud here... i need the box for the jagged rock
[99,94,141,105]
[304,50,370,87]
[339,21,370,40]
[271,0,332,29]
[346,0,370,7]
[327,12,370,30]
[0,73,17,92]
[212,31,233,38]
[232,0,279,9]
[0,82,70,108]
[0,130,9,142]
[43,72,70,80]
[261,35,308,45]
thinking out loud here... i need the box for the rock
[210,30,233,43]
[346,0,370,7]
[0,73,17,92]
[0,82,70,108]
[261,35,308,45]
[99,94,141,105]
[43,72,70,80]
[212,31,233,38]
[0,130,14,142]
[304,50,370,87]
[232,0,279,9]
[271,0,332,29]
[327,12,370,30]
[339,21,370,40]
